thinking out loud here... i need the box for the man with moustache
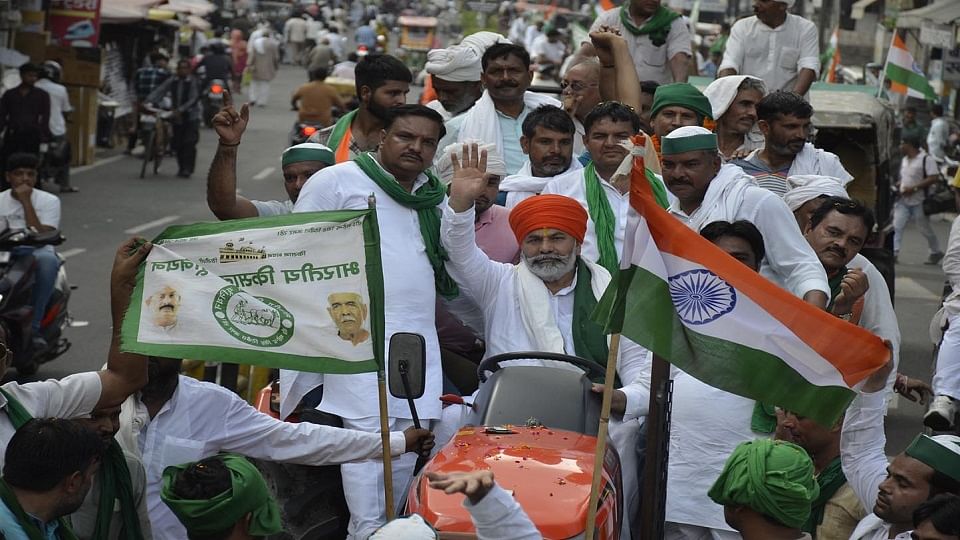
[287,104,450,538]
[327,292,370,345]
[424,32,509,120]
[498,105,582,208]
[441,145,651,537]
[734,91,851,196]
[70,404,152,540]
[703,75,766,159]
[145,285,181,331]
[542,102,643,274]
[719,0,820,96]
[440,43,559,175]
[648,83,714,149]
[310,54,412,163]
[116,356,435,540]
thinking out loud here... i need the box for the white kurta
[116,376,407,540]
[850,253,901,393]
[719,14,820,93]
[541,168,629,265]
[668,164,829,299]
[842,391,912,540]
[467,483,542,540]
[499,160,585,209]
[285,159,444,422]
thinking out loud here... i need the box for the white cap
[782,175,850,211]
[434,139,507,184]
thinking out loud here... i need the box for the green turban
[281,142,335,168]
[161,453,282,537]
[650,82,714,121]
[708,439,819,529]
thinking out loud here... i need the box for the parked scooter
[0,227,72,376]
[202,79,227,127]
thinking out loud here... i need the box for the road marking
[895,277,939,301]
[59,248,87,259]
[70,154,125,175]
[252,167,275,181]
[124,215,181,234]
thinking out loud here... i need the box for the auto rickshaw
[398,16,439,76]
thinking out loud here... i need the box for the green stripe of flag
[596,265,854,426]
[886,63,937,101]
[647,169,670,209]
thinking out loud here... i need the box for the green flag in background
[120,210,385,374]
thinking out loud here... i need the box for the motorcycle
[0,227,72,376]
[290,120,325,146]
[202,79,227,128]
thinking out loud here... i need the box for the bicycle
[138,103,173,179]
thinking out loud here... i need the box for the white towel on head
[703,75,765,119]
[426,46,483,82]
[782,174,849,211]
[434,138,507,184]
[456,90,560,162]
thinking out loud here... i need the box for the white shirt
[587,9,691,84]
[35,78,72,137]
[928,117,950,160]
[850,253,901,393]
[0,188,61,230]
[289,159,443,421]
[116,376,407,540]
[251,198,293,217]
[531,35,566,65]
[667,164,829,298]
[899,149,939,206]
[0,372,102,468]
[499,160,584,209]
[542,168,629,265]
[719,14,820,93]
[524,26,543,52]
[284,17,308,43]
[842,390,912,540]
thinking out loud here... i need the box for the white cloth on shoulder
[785,143,854,184]
[499,159,584,208]
[457,90,559,160]
[782,174,849,211]
[703,75,765,119]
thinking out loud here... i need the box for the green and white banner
[120,210,384,374]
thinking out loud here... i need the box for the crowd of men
[3,0,960,538]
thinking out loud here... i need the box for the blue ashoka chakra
[668,269,737,325]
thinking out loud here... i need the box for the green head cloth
[660,126,718,155]
[161,453,282,537]
[650,82,714,121]
[708,439,820,529]
[905,434,960,483]
[281,142,335,168]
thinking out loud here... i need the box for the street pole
[638,354,673,538]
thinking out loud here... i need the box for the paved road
[8,64,951,453]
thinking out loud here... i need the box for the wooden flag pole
[585,333,622,540]
[638,354,674,538]
[367,193,395,521]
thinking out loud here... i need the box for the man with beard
[441,147,651,538]
[115,356,435,540]
[542,102,643,274]
[733,91,851,196]
[841,360,960,540]
[207,91,335,219]
[498,105,582,208]
[718,0,819,96]
[0,419,104,539]
[145,285,181,331]
[703,75,766,159]
[70,404,152,540]
[310,53,411,163]
[327,292,370,345]
[424,32,509,121]
[440,43,559,175]
[287,104,449,539]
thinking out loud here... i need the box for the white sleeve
[59,89,73,113]
[840,390,889,512]
[753,193,829,297]
[718,21,746,73]
[251,199,293,217]
[943,217,960,288]
[219,392,406,464]
[924,155,941,177]
[666,18,692,60]
[7,372,102,419]
[617,338,652,422]
[38,194,61,229]
[441,205,514,308]
[820,151,853,183]
[857,260,900,393]
[796,20,821,74]
[293,170,340,212]
[465,484,542,540]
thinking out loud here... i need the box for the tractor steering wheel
[477,351,607,383]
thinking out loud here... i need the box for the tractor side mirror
[388,332,426,400]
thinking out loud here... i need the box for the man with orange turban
[436,143,651,538]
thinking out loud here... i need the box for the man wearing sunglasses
[559,61,602,157]
[0,238,151,468]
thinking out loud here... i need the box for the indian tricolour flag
[884,32,936,101]
[824,27,840,83]
[595,136,890,426]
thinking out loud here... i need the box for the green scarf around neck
[584,162,619,276]
[327,109,358,154]
[0,387,31,429]
[619,5,681,46]
[93,440,144,540]
[353,152,459,299]
[0,478,79,540]
[802,457,847,533]
[572,259,619,386]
